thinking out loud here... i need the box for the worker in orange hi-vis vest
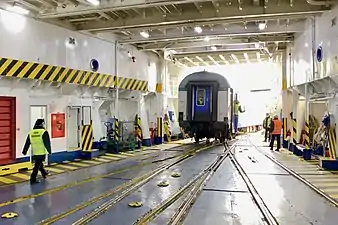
[269,115,282,151]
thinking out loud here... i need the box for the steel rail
[54,143,216,225]
[249,137,338,208]
[133,143,233,225]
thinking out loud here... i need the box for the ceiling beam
[38,0,219,18]
[73,3,327,32]
[138,37,292,51]
[118,22,302,44]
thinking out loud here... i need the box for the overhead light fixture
[169,49,177,54]
[195,56,209,66]
[194,26,202,33]
[258,22,266,31]
[256,52,260,59]
[140,31,149,38]
[231,54,238,61]
[243,53,250,63]
[86,0,100,6]
[204,36,210,42]
[207,55,219,65]
[219,55,225,60]
[10,5,29,15]
[211,46,217,51]
[185,57,198,66]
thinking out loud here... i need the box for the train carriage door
[193,86,212,121]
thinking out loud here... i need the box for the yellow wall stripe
[0,57,148,91]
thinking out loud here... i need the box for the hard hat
[274,115,278,119]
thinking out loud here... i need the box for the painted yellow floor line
[303,175,338,179]
[0,177,17,184]
[70,162,90,167]
[82,160,101,165]
[120,152,135,156]
[95,158,111,163]
[9,173,30,180]
[314,183,338,188]
[114,154,130,159]
[55,164,78,170]
[45,167,64,173]
[100,155,120,160]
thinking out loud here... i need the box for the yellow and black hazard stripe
[328,128,336,159]
[0,57,116,88]
[134,115,143,141]
[304,119,310,149]
[81,124,93,151]
[292,118,297,145]
[283,117,287,142]
[155,83,163,93]
[117,77,148,91]
[115,119,119,142]
[164,119,172,142]
[157,117,162,138]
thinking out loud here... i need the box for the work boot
[30,180,40,184]
[42,171,50,179]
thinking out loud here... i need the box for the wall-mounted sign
[316,46,323,62]
[90,59,99,72]
[51,113,65,138]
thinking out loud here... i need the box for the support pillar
[114,41,119,152]
[290,89,299,152]
[282,50,288,148]
[304,83,310,149]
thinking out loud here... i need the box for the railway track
[38,138,280,225]
[132,141,278,225]
[36,137,284,225]
[35,140,220,225]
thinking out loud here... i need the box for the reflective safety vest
[272,119,282,135]
[263,117,271,129]
[234,103,240,116]
[29,129,47,155]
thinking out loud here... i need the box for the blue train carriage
[178,71,232,143]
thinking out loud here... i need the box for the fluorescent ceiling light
[140,31,149,38]
[204,36,210,42]
[211,46,217,51]
[194,26,203,33]
[258,22,266,30]
[10,5,29,15]
[196,56,204,62]
[207,55,219,65]
[219,55,225,60]
[169,49,177,54]
[86,0,100,6]
[256,52,260,59]
[243,53,249,60]
[224,60,229,64]
[231,54,238,61]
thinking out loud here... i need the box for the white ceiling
[2,0,333,66]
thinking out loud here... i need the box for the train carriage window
[196,89,205,106]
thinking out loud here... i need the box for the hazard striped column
[156,117,163,144]
[292,117,297,151]
[283,117,287,147]
[304,120,310,149]
[134,115,143,148]
[114,118,119,147]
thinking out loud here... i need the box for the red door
[0,97,16,165]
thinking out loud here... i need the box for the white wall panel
[0,9,159,83]
[291,6,338,84]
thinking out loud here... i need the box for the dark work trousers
[264,129,270,142]
[31,155,48,181]
[269,134,281,151]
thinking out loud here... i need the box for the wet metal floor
[0,137,338,224]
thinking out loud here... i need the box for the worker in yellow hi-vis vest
[22,119,51,184]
